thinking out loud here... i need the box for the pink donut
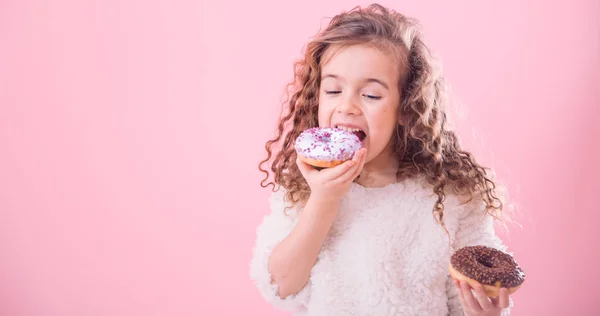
[294,127,363,168]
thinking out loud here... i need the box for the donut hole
[477,257,495,268]
[315,132,332,143]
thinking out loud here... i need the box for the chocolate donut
[449,245,525,297]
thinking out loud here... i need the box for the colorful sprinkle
[294,127,362,161]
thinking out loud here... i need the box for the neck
[355,147,399,188]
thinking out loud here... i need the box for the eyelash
[324,91,382,100]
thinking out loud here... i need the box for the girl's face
[318,44,402,165]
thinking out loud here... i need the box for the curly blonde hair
[258,3,506,229]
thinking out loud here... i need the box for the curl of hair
[258,3,507,231]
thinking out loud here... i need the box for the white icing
[294,127,362,161]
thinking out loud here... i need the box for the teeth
[335,125,362,132]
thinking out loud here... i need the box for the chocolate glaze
[451,245,525,288]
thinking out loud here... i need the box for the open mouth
[335,125,367,142]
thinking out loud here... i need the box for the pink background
[1,0,598,315]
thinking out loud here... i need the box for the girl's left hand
[454,279,510,316]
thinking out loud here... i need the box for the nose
[336,93,361,115]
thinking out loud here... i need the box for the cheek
[317,99,335,123]
[372,107,397,129]
[368,108,397,143]
[317,108,328,127]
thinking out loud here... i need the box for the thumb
[296,155,316,179]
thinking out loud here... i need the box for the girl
[251,3,516,316]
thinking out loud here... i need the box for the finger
[350,148,367,179]
[460,281,483,313]
[498,288,510,309]
[334,149,365,183]
[454,280,469,310]
[321,146,366,182]
[296,156,317,178]
[319,148,363,182]
[318,158,356,182]
[472,284,494,311]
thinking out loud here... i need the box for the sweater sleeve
[249,188,311,312]
[446,197,514,316]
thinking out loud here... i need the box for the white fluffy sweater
[250,176,514,315]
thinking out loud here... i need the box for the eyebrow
[321,74,390,90]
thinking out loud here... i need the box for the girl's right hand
[296,148,367,202]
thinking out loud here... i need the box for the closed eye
[325,90,341,95]
[364,94,382,100]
